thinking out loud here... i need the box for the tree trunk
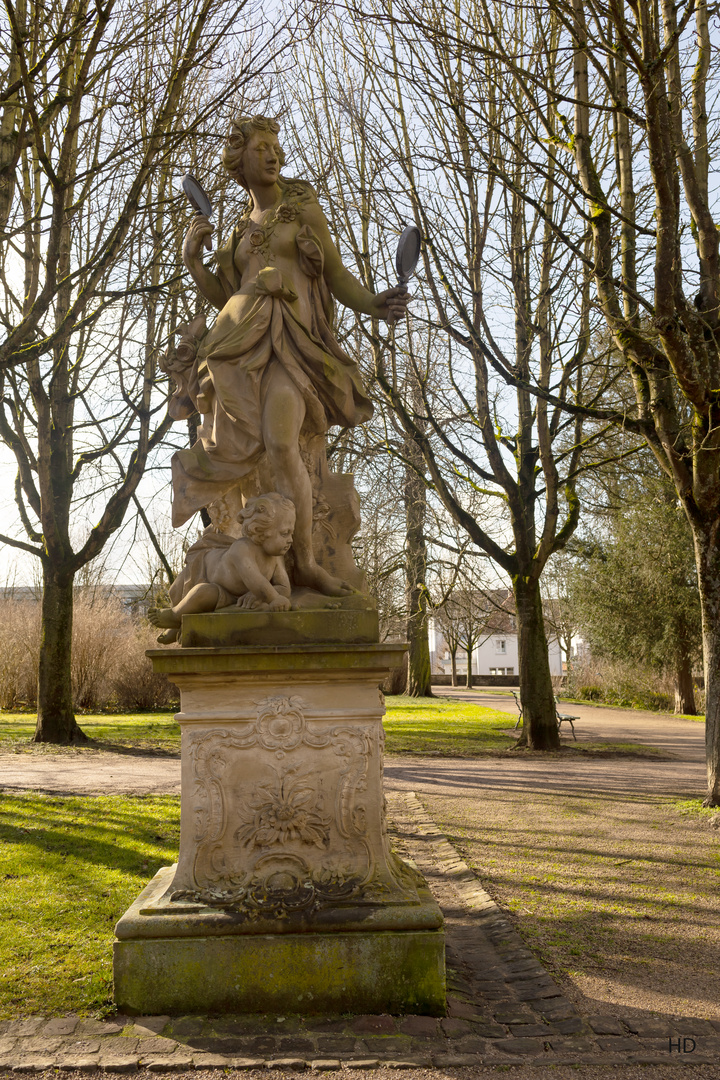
[465,645,473,689]
[514,574,560,750]
[673,650,697,715]
[33,565,87,744]
[407,597,432,696]
[693,528,720,805]
[404,440,433,698]
[451,649,458,687]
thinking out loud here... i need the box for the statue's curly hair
[222,115,286,188]
[237,492,295,543]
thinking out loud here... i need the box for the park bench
[512,690,579,740]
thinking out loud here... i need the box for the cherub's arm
[271,558,291,598]
[301,199,409,323]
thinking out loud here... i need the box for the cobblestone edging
[1,791,718,1073]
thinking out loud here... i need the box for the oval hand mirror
[181,174,213,251]
[395,224,422,287]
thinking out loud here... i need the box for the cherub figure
[149,493,295,643]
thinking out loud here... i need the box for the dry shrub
[0,598,40,708]
[566,656,690,713]
[111,623,178,710]
[0,589,177,712]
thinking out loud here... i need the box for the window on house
[495,639,506,654]
[443,651,450,660]
[506,667,514,676]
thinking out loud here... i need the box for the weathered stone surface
[351,1016,396,1035]
[56,1056,99,1071]
[21,1037,63,1053]
[114,926,445,1017]
[344,1061,379,1070]
[96,1057,139,1072]
[136,1037,178,1055]
[11,1058,56,1073]
[360,1038,412,1055]
[5,1021,44,1038]
[596,1037,644,1052]
[446,998,483,1020]
[277,1038,315,1054]
[500,1038,547,1055]
[439,1018,472,1038]
[61,1040,101,1055]
[76,1020,124,1037]
[181,605,379,649]
[588,1015,626,1036]
[514,980,562,1000]
[265,1059,308,1070]
[116,644,444,1019]
[396,1017,438,1038]
[553,1017,586,1035]
[316,1038,356,1055]
[129,1017,170,1037]
[508,1024,551,1038]
[309,1061,341,1071]
[144,1054,194,1071]
[42,1017,79,1037]
[492,1007,534,1025]
[533,998,576,1022]
[623,1018,673,1037]
[467,1023,507,1039]
[433,1054,484,1067]
[228,1059,265,1070]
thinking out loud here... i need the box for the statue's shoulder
[279,176,318,203]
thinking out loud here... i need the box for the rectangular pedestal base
[113,926,445,1016]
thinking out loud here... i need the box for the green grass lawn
[0,697,672,758]
[0,792,180,1018]
[0,697,520,757]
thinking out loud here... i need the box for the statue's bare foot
[294,562,356,597]
[156,628,179,644]
[148,606,181,629]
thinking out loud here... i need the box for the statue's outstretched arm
[303,202,409,323]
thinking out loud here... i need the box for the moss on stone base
[113,927,445,1016]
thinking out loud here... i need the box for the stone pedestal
[114,635,445,1016]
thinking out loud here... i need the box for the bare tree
[285,12,618,748]
[390,0,720,798]
[0,0,292,742]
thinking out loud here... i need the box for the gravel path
[0,696,705,799]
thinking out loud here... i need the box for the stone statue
[164,115,408,600]
[149,493,295,643]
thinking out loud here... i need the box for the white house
[429,590,564,678]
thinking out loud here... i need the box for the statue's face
[242,129,282,187]
[259,509,295,556]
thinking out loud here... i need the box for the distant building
[429,588,563,679]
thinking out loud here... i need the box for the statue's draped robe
[171,199,372,527]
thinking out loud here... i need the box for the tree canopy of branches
[283,10,628,748]
[342,0,720,801]
[0,0,291,742]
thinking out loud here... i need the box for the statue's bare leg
[148,583,222,630]
[262,362,353,596]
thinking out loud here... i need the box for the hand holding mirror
[395,224,422,288]
[181,174,213,252]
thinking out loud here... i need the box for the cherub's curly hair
[237,492,295,544]
[222,115,286,188]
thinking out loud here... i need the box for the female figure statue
[170,115,408,597]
